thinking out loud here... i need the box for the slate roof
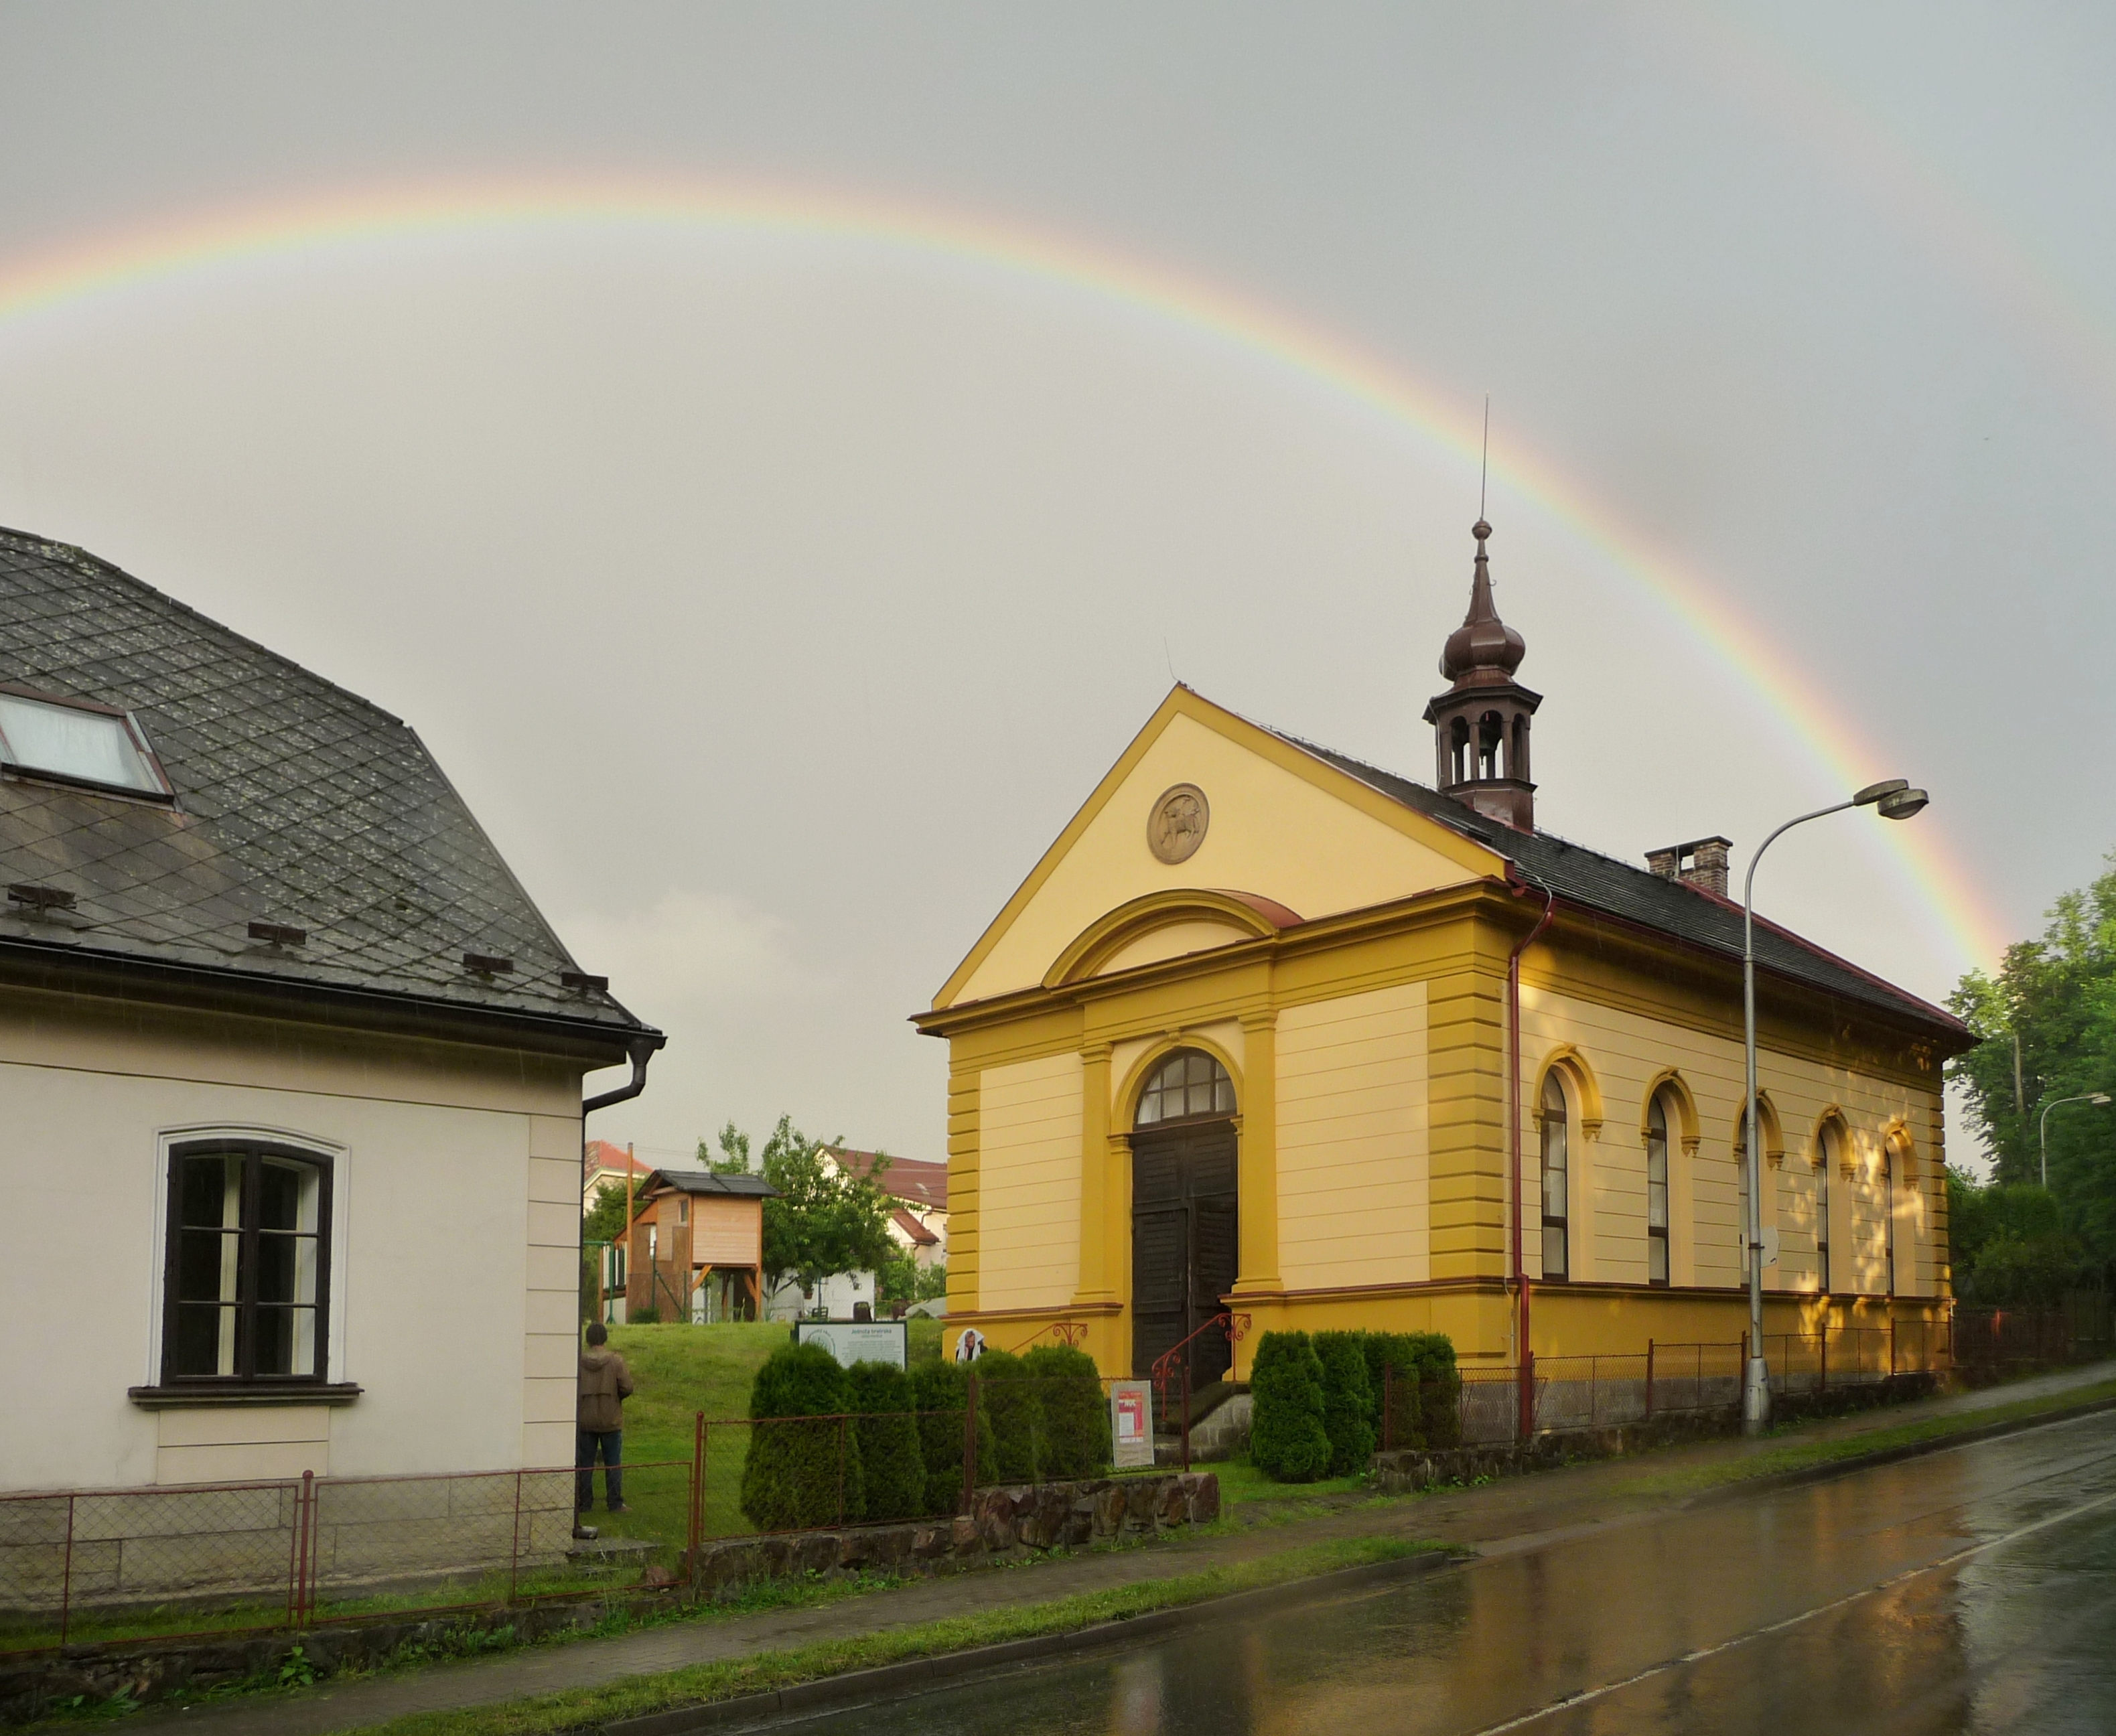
[1265,726,1967,1037]
[0,526,654,1039]
[648,1169,778,1200]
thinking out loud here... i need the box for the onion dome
[1438,520,1527,683]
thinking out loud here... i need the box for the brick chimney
[1646,836,1733,897]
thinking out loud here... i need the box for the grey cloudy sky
[1,4,2109,1171]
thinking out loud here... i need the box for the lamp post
[1742,778,1928,1435]
[2038,1093,2113,1189]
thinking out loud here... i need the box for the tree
[699,1121,752,1174]
[756,1115,899,1301]
[1949,853,2116,1286]
[1248,1331,1332,1483]
[877,1250,948,1307]
[581,1180,636,1246]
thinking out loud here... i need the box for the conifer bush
[741,1343,865,1529]
[1247,1330,1332,1482]
[1406,1331,1462,1449]
[1021,1344,1111,1478]
[1312,1331,1375,1473]
[845,1360,926,1522]
[973,1348,1041,1482]
[910,1360,994,1515]
[1360,1331,1425,1449]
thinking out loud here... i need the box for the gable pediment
[934,688,1502,1009]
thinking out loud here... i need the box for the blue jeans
[575,1429,623,1509]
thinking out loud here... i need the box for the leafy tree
[1948,852,2116,1286]
[581,1180,637,1246]
[1946,1169,2086,1305]
[877,1250,949,1306]
[756,1116,898,1301]
[699,1121,753,1174]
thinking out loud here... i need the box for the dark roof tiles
[0,527,650,1034]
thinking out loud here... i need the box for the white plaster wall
[0,999,584,1493]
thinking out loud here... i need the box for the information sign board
[794,1319,908,1370]
[1109,1379,1155,1469]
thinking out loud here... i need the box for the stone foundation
[688,1471,1219,1599]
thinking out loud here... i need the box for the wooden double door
[1130,1120,1239,1381]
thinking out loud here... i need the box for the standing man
[577,1321,634,1514]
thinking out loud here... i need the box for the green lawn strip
[1618,1375,2116,1499]
[350,1534,1441,1736]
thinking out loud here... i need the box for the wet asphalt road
[764,1409,2116,1736]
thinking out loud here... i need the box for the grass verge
[350,1534,1443,1736]
[1617,1374,2116,1498]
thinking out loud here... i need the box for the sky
[1,4,2110,1173]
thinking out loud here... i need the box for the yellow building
[915,522,1972,1378]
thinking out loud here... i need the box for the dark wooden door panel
[1130,1119,1240,1376]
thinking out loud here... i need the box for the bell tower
[1423,518,1541,831]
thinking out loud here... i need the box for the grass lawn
[348,1534,1443,1736]
[589,1319,944,1550]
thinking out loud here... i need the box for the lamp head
[1853,779,1909,806]
[1876,788,1928,821]
[2093,1094,2114,1107]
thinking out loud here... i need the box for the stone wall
[691,1471,1219,1598]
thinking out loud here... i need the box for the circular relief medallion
[1147,783,1210,865]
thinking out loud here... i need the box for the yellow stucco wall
[948,707,1483,1007]
[1520,981,1944,1303]
[1276,981,1430,1291]
[976,1051,1084,1315]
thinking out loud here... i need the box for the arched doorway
[1129,1049,1239,1381]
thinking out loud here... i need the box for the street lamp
[1742,778,1928,1435]
[2038,1093,2113,1189]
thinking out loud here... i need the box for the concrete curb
[1683,1388,2116,1508]
[602,1547,1464,1735]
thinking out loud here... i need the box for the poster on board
[1109,1379,1155,1469]
[794,1319,908,1370]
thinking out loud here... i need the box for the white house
[0,528,662,1491]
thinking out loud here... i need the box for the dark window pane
[259,1161,302,1232]
[257,1233,297,1304]
[255,1305,293,1376]
[173,1303,234,1376]
[177,1228,239,1303]
[180,1153,238,1228]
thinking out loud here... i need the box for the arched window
[1134,1049,1235,1127]
[1540,1072,1569,1281]
[1478,711,1506,780]
[1645,1092,1673,1286]
[1815,1125,1836,1295]
[1449,717,1472,785]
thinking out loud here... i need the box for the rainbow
[0,175,2007,971]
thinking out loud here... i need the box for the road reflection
[774,1414,2116,1736]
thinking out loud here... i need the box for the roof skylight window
[0,688,170,796]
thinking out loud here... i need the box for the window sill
[127,1383,362,1410]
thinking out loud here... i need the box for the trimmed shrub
[846,1361,926,1522]
[1405,1332,1462,1449]
[973,1348,1040,1482]
[741,1344,864,1529]
[910,1360,994,1515]
[1360,1331,1424,1450]
[1022,1344,1111,1478]
[1312,1331,1375,1474]
[1248,1330,1332,1483]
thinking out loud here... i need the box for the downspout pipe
[584,1033,664,1116]
[1505,866,1555,1441]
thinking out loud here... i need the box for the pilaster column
[1075,1043,1115,1303]
[1235,1010,1281,1291]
